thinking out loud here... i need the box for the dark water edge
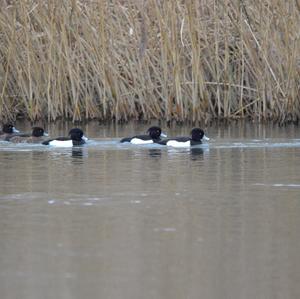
[12,119,300,140]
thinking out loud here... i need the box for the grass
[0,0,299,124]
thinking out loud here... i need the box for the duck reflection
[71,147,86,163]
[48,148,87,165]
[148,149,162,158]
[72,147,84,158]
[166,147,205,160]
[190,148,204,160]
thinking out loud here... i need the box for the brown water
[0,122,300,299]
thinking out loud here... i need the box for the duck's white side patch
[166,140,191,148]
[131,138,153,145]
[49,140,73,147]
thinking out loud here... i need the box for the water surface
[0,122,300,299]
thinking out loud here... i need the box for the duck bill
[43,132,49,137]
[203,135,210,141]
[160,132,167,138]
[82,135,89,141]
[12,127,20,133]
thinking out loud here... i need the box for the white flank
[49,140,73,147]
[166,140,191,148]
[131,138,153,145]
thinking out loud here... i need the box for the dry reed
[0,0,299,123]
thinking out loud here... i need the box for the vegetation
[0,0,299,123]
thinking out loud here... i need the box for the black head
[190,128,205,141]
[32,127,45,137]
[69,128,84,141]
[2,124,15,134]
[147,126,162,139]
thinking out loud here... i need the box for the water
[0,122,300,299]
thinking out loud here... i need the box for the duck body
[158,128,209,148]
[42,128,87,147]
[9,127,48,144]
[121,134,156,145]
[120,126,167,144]
[158,137,198,148]
[0,124,20,141]
[43,138,85,147]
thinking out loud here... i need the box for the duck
[120,126,167,144]
[42,128,88,147]
[0,123,20,141]
[8,127,48,143]
[158,128,209,147]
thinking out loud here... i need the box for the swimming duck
[0,124,20,141]
[158,128,209,147]
[42,128,88,147]
[9,127,48,143]
[120,126,167,144]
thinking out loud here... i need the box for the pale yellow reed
[0,0,299,123]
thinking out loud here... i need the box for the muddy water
[0,122,300,299]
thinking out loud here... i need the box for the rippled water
[0,121,300,299]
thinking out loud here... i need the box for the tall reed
[0,0,299,123]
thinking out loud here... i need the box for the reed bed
[0,0,299,123]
